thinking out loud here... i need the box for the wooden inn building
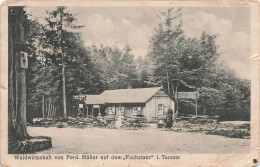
[79,87,175,122]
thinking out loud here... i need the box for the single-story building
[83,87,175,122]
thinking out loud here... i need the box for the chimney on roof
[127,84,132,89]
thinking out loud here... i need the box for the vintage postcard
[1,0,260,166]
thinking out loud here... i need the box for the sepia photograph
[1,1,260,166]
[7,5,252,155]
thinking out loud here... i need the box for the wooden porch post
[42,94,45,126]
[195,91,198,116]
[86,106,89,118]
[83,105,84,117]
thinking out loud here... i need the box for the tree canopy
[23,7,250,121]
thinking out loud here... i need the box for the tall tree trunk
[42,94,45,126]
[9,7,30,140]
[175,80,179,115]
[16,66,29,139]
[166,62,170,94]
[171,83,175,97]
[62,58,67,118]
[8,8,15,140]
[16,8,29,139]
[60,10,67,118]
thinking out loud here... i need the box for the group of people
[97,113,123,128]
[97,108,177,129]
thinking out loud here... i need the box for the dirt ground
[27,126,250,154]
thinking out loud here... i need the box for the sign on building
[79,104,83,108]
[177,92,199,99]
[93,105,100,108]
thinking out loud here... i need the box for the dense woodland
[10,7,250,126]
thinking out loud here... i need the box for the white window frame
[133,107,138,116]
[120,107,124,115]
[116,107,124,115]
[157,104,164,115]
[108,107,115,115]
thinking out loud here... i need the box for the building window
[133,107,138,116]
[108,107,115,115]
[116,107,124,115]
[157,104,163,115]
[137,107,141,115]
[120,107,125,115]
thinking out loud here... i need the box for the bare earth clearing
[28,126,249,154]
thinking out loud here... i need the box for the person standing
[166,108,173,128]
[173,111,178,127]
[115,115,123,129]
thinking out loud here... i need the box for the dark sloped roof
[85,87,163,104]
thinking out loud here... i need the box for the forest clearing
[29,126,249,154]
[28,117,250,154]
[7,6,251,154]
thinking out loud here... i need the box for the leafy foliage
[89,45,139,90]
[24,7,250,121]
[146,8,250,121]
